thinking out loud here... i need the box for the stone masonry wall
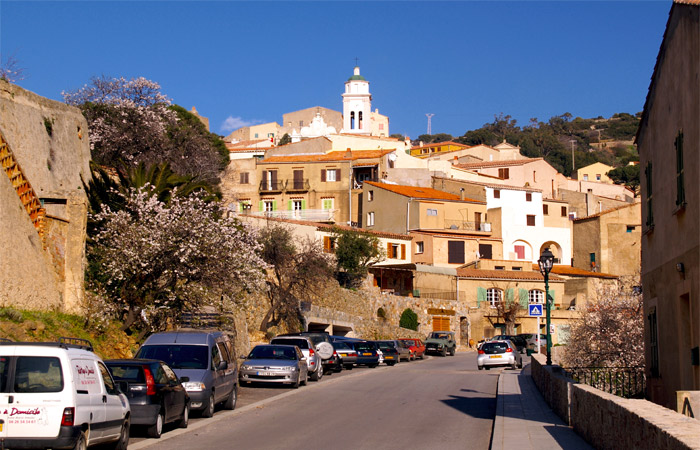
[531,355,700,450]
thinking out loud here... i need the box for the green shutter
[547,289,555,306]
[288,200,292,210]
[272,200,277,211]
[477,287,486,307]
[519,289,528,308]
[302,200,307,209]
[258,201,263,212]
[505,288,514,307]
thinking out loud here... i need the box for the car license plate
[257,371,274,376]
[363,352,372,356]
[385,356,394,359]
[0,423,3,432]
[489,355,501,359]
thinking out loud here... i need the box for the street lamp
[538,247,555,365]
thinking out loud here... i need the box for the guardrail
[562,366,646,399]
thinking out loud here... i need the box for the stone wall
[531,355,700,449]
[0,80,91,312]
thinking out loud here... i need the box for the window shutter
[321,170,326,182]
[387,242,393,258]
[505,288,514,307]
[400,244,406,260]
[258,201,264,212]
[519,289,528,308]
[302,200,306,209]
[547,289,555,306]
[272,200,277,210]
[477,287,486,307]
[334,169,340,179]
[323,236,331,252]
[288,200,292,210]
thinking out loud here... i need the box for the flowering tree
[561,276,643,368]
[63,76,227,185]
[88,187,267,334]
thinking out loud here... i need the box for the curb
[490,372,504,450]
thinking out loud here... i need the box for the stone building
[638,0,700,411]
[0,80,91,312]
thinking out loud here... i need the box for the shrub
[399,308,418,331]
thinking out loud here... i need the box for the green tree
[399,308,419,331]
[331,227,384,287]
[607,165,640,194]
[278,133,292,146]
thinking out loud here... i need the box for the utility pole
[569,139,576,172]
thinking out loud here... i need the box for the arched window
[358,111,363,129]
[350,111,355,129]
[529,290,544,304]
[487,288,502,308]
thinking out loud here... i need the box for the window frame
[529,290,544,304]
[487,288,503,308]
[526,215,536,226]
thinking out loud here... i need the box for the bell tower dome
[341,66,372,135]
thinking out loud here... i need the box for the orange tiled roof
[455,158,542,170]
[531,264,618,279]
[674,0,700,4]
[456,268,563,282]
[261,149,394,163]
[573,203,639,222]
[365,181,485,203]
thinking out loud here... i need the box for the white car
[477,340,523,370]
[0,338,131,449]
[269,336,324,381]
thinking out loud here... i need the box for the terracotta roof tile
[531,264,618,279]
[456,268,563,281]
[455,158,542,170]
[674,0,700,4]
[365,181,485,203]
[261,149,394,163]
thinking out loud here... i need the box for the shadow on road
[440,394,496,420]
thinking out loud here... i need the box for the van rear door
[2,353,66,439]
[72,358,105,439]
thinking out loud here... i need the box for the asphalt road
[130,352,501,450]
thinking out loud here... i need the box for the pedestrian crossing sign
[528,304,543,316]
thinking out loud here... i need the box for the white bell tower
[341,66,372,135]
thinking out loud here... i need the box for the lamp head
[539,247,555,276]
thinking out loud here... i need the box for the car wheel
[419,353,425,360]
[485,366,490,370]
[344,364,353,370]
[369,363,378,368]
[201,393,215,418]
[511,362,517,370]
[387,362,396,366]
[292,376,300,389]
[441,348,447,357]
[310,364,323,381]
[147,410,164,438]
[450,347,456,356]
[478,365,483,371]
[177,404,189,429]
[111,419,129,450]
[224,385,237,410]
[72,431,87,450]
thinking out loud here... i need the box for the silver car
[477,340,523,370]
[270,336,324,381]
[240,345,308,388]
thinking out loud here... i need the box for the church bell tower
[341,66,372,135]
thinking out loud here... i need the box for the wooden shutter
[323,236,331,252]
[400,244,406,260]
[477,287,486,307]
[321,170,326,182]
[479,244,492,259]
[387,242,393,258]
[448,241,465,264]
[433,316,450,332]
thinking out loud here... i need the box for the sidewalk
[491,364,592,450]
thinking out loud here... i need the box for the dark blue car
[346,341,379,368]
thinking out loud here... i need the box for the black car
[374,340,403,366]
[491,335,527,353]
[346,341,379,368]
[106,359,190,438]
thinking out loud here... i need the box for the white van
[0,338,130,449]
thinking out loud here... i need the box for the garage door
[433,316,450,331]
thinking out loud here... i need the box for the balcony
[249,208,336,222]
[259,180,285,193]
[286,179,310,192]
[443,219,492,232]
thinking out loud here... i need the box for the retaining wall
[531,355,700,449]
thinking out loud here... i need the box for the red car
[399,338,426,360]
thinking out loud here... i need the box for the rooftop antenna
[426,113,435,135]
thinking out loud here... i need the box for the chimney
[460,188,465,200]
[345,147,352,158]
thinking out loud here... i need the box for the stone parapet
[531,355,700,450]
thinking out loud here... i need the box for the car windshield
[399,340,414,346]
[481,342,510,354]
[248,346,297,360]
[376,342,392,349]
[429,333,450,339]
[354,342,375,351]
[136,345,209,370]
[271,338,309,349]
[107,364,145,382]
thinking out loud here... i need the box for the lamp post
[538,247,554,365]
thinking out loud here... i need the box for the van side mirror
[217,361,228,371]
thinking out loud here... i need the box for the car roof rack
[59,337,94,351]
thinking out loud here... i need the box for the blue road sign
[528,304,543,317]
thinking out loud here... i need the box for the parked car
[278,332,336,372]
[399,338,426,360]
[239,344,308,388]
[331,340,357,370]
[477,340,523,370]
[517,333,549,351]
[492,335,528,353]
[269,336,324,381]
[106,358,189,438]
[0,337,130,450]
[346,341,379,367]
[374,340,408,365]
[135,330,238,418]
[425,331,457,356]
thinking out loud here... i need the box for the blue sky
[1,1,670,139]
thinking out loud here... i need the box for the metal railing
[259,180,285,192]
[286,179,310,191]
[443,219,491,232]
[562,367,646,399]
[413,289,458,301]
[249,208,336,222]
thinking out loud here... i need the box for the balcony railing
[286,179,310,192]
[443,220,492,232]
[562,367,646,399]
[259,180,285,192]
[249,208,336,222]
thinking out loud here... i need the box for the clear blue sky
[1,1,670,139]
